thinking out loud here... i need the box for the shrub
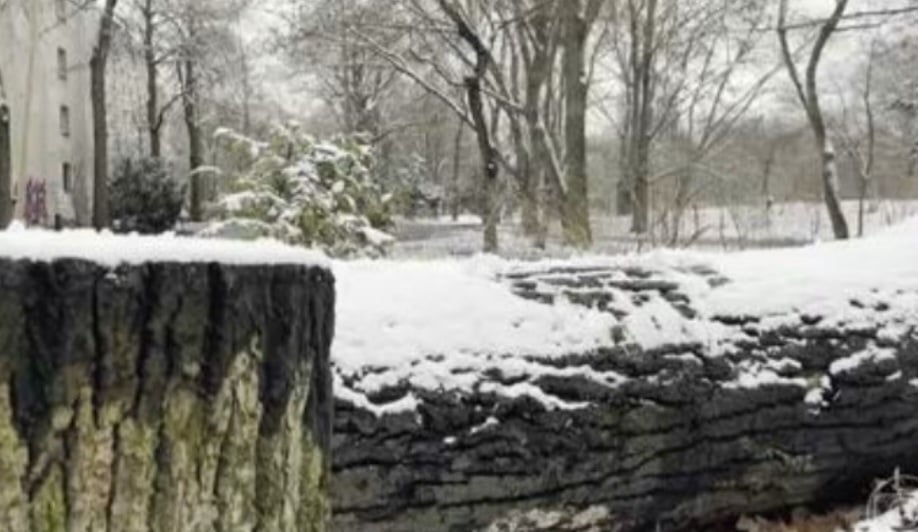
[204,123,395,257]
[110,158,186,234]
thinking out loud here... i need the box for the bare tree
[435,0,500,252]
[91,0,120,229]
[559,0,604,247]
[615,0,658,234]
[836,41,878,237]
[777,0,856,239]
[609,0,774,239]
[135,0,182,158]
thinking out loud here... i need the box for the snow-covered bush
[204,123,395,257]
[110,158,186,234]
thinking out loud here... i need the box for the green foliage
[110,158,186,234]
[205,123,394,257]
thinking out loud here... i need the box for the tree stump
[0,252,334,531]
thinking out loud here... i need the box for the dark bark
[437,0,499,252]
[0,257,334,531]
[0,102,11,227]
[91,0,119,230]
[182,58,205,222]
[467,77,500,253]
[332,266,918,532]
[143,0,162,159]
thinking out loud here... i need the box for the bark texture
[332,267,918,532]
[0,258,334,532]
[90,0,119,230]
[0,102,11,227]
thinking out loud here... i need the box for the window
[57,48,68,81]
[55,0,66,22]
[62,163,73,193]
[60,106,70,137]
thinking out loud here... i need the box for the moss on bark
[0,259,334,532]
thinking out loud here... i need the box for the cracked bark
[0,258,334,532]
[331,268,918,532]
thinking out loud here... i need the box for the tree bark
[143,0,162,159]
[560,0,594,248]
[620,0,656,235]
[449,119,464,221]
[0,257,334,531]
[437,0,500,253]
[182,58,205,222]
[632,0,656,235]
[332,265,918,532]
[0,101,11,227]
[91,0,119,230]
[467,77,500,253]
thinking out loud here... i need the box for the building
[0,0,95,227]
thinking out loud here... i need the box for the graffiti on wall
[24,177,48,226]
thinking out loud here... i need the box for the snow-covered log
[331,224,918,531]
[0,229,334,531]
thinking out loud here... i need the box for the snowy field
[392,200,918,259]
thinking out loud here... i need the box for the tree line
[2,0,918,252]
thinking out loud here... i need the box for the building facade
[0,0,95,227]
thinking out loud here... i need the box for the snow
[829,345,897,376]
[0,225,329,267]
[852,492,918,532]
[701,222,918,318]
[333,259,618,374]
[333,214,918,415]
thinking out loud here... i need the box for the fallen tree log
[331,244,918,532]
[0,232,334,532]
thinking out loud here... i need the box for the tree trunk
[332,265,918,532]
[436,0,499,252]
[777,0,850,240]
[560,0,593,248]
[143,0,161,159]
[819,140,849,240]
[183,59,205,222]
[449,120,464,221]
[0,102,11,227]
[631,138,651,233]
[623,0,656,235]
[91,0,118,230]
[467,76,499,253]
[0,256,334,531]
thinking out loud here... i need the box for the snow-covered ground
[333,214,918,415]
[393,201,918,259]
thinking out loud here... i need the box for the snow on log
[331,221,918,531]
[0,229,334,531]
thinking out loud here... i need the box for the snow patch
[0,227,328,267]
[829,346,897,376]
